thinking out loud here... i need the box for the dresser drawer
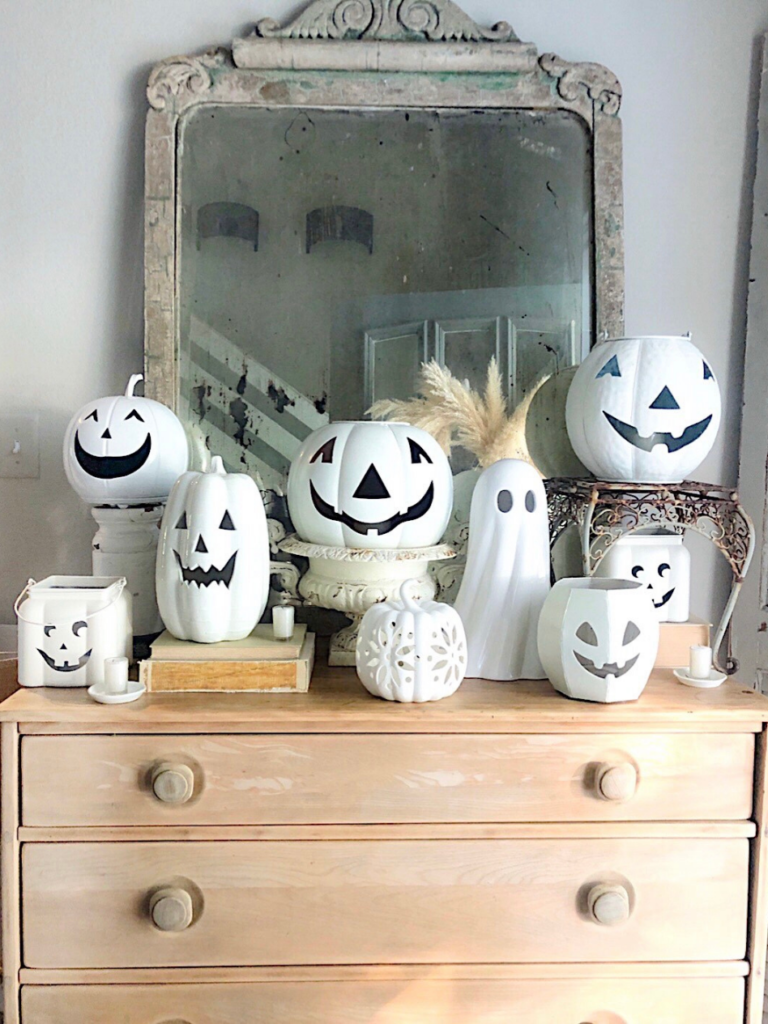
[22,838,748,968]
[20,731,754,825]
[20,977,746,1022]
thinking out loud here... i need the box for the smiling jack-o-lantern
[566,336,721,483]
[156,456,269,643]
[594,533,691,623]
[537,577,659,702]
[64,374,189,504]
[287,421,453,549]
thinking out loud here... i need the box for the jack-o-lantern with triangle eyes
[566,336,721,483]
[64,374,189,504]
[287,422,453,549]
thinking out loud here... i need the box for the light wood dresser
[3,664,768,1023]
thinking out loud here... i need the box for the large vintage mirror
[144,0,623,592]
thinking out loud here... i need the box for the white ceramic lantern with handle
[156,456,269,643]
[593,532,690,622]
[566,336,721,483]
[64,374,189,504]
[355,580,467,702]
[287,421,453,549]
[537,577,659,703]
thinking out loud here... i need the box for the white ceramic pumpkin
[64,374,189,504]
[356,580,467,702]
[156,456,269,643]
[287,421,453,549]
[537,577,659,703]
[565,336,721,483]
[594,532,690,623]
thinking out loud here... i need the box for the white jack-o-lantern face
[64,374,189,503]
[156,456,270,643]
[566,336,721,483]
[287,422,453,549]
[37,619,91,676]
[538,578,660,703]
[594,533,691,623]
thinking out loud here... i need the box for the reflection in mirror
[178,105,592,491]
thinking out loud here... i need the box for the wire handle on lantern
[14,577,128,627]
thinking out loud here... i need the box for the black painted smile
[174,550,236,588]
[653,587,675,609]
[573,651,639,679]
[603,412,712,454]
[75,431,152,479]
[310,481,434,537]
[37,649,92,673]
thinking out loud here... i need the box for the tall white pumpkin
[156,457,269,642]
[287,421,453,549]
[566,336,721,483]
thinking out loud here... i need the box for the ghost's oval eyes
[310,438,336,464]
[658,562,671,577]
[576,622,598,645]
[596,354,621,378]
[85,409,99,422]
[175,511,188,530]
[219,510,235,530]
[72,620,87,637]
[525,490,536,513]
[497,489,513,513]
[408,438,433,464]
[43,625,55,637]
[631,564,643,578]
[623,621,641,644]
[125,409,144,422]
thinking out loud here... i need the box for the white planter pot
[594,533,690,622]
[16,576,132,688]
[538,577,659,703]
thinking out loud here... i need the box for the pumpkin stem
[399,579,422,611]
[125,374,144,397]
[209,455,226,475]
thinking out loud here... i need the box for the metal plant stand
[544,479,755,674]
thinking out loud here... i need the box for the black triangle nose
[354,463,390,499]
[195,535,208,553]
[101,428,112,439]
[60,644,67,651]
[649,386,680,410]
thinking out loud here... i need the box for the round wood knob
[595,762,637,802]
[149,887,194,931]
[587,882,631,926]
[151,763,195,805]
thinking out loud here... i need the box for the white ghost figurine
[454,459,550,680]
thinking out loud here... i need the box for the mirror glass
[178,105,592,487]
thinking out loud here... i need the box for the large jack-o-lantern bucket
[565,336,721,483]
[538,577,659,703]
[287,421,453,550]
[15,576,132,688]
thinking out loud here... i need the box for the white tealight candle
[272,604,295,641]
[689,644,713,680]
[104,655,129,694]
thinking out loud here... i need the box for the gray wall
[1,0,767,626]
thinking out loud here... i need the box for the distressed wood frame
[143,0,624,412]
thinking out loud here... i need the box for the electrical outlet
[0,414,40,478]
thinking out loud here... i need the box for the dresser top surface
[0,659,767,732]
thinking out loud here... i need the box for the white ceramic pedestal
[279,535,455,666]
[91,505,165,637]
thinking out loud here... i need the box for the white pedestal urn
[91,505,165,637]
[279,535,455,666]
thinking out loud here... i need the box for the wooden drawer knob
[595,762,637,802]
[149,886,194,931]
[151,763,195,805]
[587,882,631,925]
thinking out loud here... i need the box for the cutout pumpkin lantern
[287,421,453,549]
[565,336,721,483]
[537,578,659,703]
[355,580,467,702]
[156,456,269,643]
[594,532,690,623]
[64,374,189,504]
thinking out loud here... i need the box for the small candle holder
[689,644,713,680]
[104,655,129,695]
[272,604,295,641]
